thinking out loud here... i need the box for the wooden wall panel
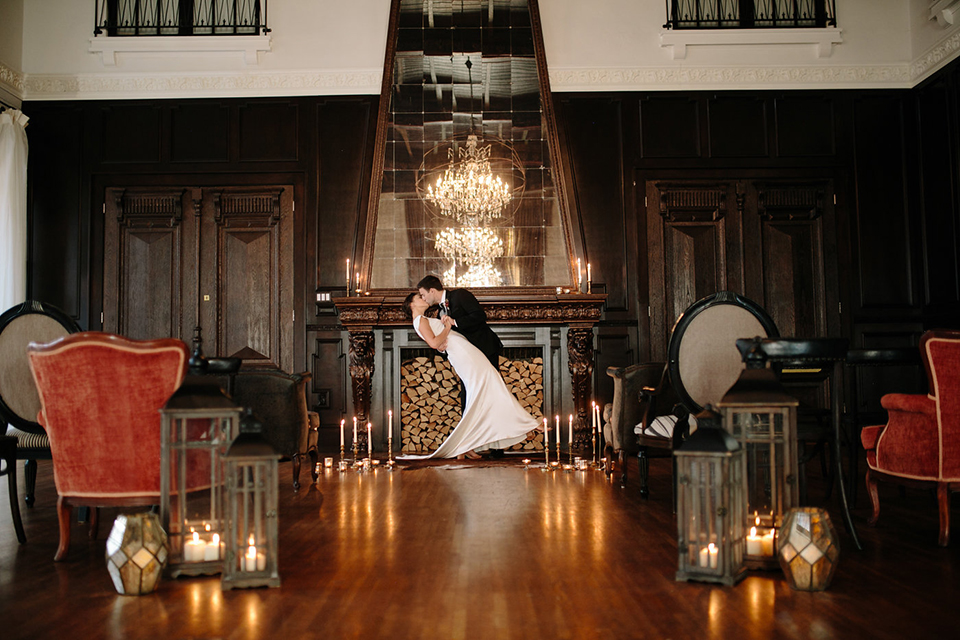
[708,96,768,158]
[171,103,230,163]
[852,96,915,311]
[100,105,161,164]
[239,102,299,162]
[639,96,701,158]
[775,96,835,157]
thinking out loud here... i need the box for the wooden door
[103,184,294,371]
[644,177,838,360]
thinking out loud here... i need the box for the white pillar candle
[699,546,709,568]
[746,526,763,556]
[762,530,775,556]
[708,543,718,569]
[245,544,258,572]
[184,530,206,562]
[203,533,220,561]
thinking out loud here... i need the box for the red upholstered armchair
[27,332,188,561]
[861,330,960,547]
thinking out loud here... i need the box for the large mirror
[362,0,575,290]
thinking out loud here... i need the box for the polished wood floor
[2,453,958,639]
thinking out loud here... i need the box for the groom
[417,275,504,458]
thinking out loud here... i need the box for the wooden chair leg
[617,449,627,488]
[937,482,950,547]
[54,495,73,562]
[88,507,99,540]
[865,469,880,526]
[637,448,650,499]
[603,444,615,478]
[3,453,26,544]
[24,459,37,507]
[292,453,302,491]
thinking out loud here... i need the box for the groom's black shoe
[489,449,504,459]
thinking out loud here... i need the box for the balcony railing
[665,0,836,29]
[94,0,269,36]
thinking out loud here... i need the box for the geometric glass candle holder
[221,409,281,590]
[160,376,242,578]
[105,512,169,595]
[674,408,748,587]
[778,507,840,591]
[719,347,799,571]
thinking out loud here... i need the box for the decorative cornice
[0,60,25,102]
[549,64,912,91]
[912,29,960,82]
[22,68,383,100]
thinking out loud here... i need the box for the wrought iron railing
[94,0,269,36]
[664,0,836,29]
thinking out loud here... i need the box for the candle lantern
[718,343,799,570]
[222,409,281,590]
[675,408,747,586]
[160,376,241,577]
[778,507,840,591]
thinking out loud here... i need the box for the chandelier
[443,262,503,289]
[435,226,504,264]
[425,134,512,225]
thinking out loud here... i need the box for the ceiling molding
[911,27,960,83]
[0,60,25,105]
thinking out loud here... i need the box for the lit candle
[204,533,220,561]
[340,418,345,448]
[762,529,775,556]
[388,409,393,434]
[577,258,582,290]
[184,530,206,562]
[353,416,358,445]
[367,422,372,458]
[356,272,361,293]
[346,258,350,295]
[554,415,560,455]
[245,535,258,572]
[747,526,763,556]
[709,543,718,569]
[587,262,592,286]
[699,545,709,568]
[568,414,574,446]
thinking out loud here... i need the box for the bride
[398,292,540,460]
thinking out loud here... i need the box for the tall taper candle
[340,419,345,448]
[587,263,592,292]
[543,417,549,466]
[367,422,372,459]
[555,415,560,460]
[346,259,350,296]
[577,259,582,291]
[568,414,574,447]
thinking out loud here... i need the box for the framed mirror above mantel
[336,0,605,453]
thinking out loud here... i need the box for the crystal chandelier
[443,262,503,289]
[425,134,512,225]
[435,226,504,264]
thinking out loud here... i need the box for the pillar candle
[747,526,763,556]
[203,533,220,561]
[184,530,206,562]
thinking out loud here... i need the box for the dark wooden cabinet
[103,185,294,371]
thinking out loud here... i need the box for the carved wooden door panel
[198,187,294,372]
[103,185,294,372]
[645,181,743,361]
[103,187,197,341]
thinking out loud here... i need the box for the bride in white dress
[398,292,540,459]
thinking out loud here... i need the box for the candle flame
[708,543,716,551]
[212,533,220,545]
[192,531,200,543]
[248,533,255,546]
[750,526,757,537]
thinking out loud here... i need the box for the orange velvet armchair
[861,330,960,547]
[27,332,188,561]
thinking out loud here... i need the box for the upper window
[665,0,837,29]
[94,0,269,36]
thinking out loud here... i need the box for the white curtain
[0,108,29,314]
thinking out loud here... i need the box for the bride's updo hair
[402,291,419,319]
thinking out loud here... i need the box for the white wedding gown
[398,315,540,459]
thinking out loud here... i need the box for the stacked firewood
[400,355,545,454]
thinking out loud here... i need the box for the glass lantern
[222,409,281,590]
[778,507,840,591]
[160,376,242,577]
[105,512,168,595]
[718,346,799,571]
[674,408,747,586]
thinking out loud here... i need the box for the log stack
[400,355,545,454]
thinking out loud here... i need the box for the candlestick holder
[352,441,359,462]
[385,434,395,470]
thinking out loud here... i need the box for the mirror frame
[357,0,578,296]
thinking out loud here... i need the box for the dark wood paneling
[852,96,914,310]
[558,98,630,312]
[239,102,299,162]
[310,331,349,448]
[639,96,701,158]
[27,105,85,323]
[708,96,768,158]
[100,105,161,163]
[170,103,230,163]
[775,95,836,157]
[916,80,960,307]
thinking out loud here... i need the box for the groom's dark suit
[440,288,502,370]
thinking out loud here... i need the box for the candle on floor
[747,526,763,556]
[708,543,718,569]
[204,533,220,561]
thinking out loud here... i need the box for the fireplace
[399,347,546,454]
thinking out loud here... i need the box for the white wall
[11,0,960,101]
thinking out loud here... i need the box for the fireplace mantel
[334,292,607,450]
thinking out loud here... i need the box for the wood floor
[2,453,958,639]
